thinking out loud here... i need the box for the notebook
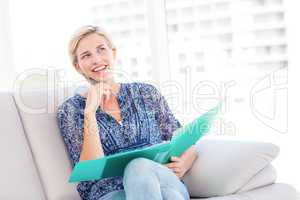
[69,105,219,182]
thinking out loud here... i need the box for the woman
[57,25,198,200]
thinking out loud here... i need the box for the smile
[92,65,107,72]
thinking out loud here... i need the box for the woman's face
[75,33,116,83]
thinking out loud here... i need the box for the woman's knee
[125,158,153,172]
[123,158,159,185]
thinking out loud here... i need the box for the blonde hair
[69,25,115,67]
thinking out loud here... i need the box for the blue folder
[69,105,219,182]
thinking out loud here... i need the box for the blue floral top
[57,82,181,200]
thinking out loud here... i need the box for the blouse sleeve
[148,84,182,141]
[56,101,83,168]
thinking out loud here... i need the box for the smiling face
[75,33,116,83]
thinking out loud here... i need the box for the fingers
[165,163,174,168]
[167,165,183,178]
[102,88,111,103]
[86,82,112,112]
[166,157,181,167]
[175,172,184,179]
[170,156,181,162]
[166,164,181,173]
[94,82,112,105]
[170,167,181,173]
[164,156,184,177]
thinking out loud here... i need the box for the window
[90,0,153,82]
[164,0,288,129]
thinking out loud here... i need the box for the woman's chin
[92,76,112,83]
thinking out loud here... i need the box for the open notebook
[69,105,219,182]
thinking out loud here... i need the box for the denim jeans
[101,158,190,200]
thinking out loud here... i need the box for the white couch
[0,88,299,200]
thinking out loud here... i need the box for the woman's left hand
[164,156,190,178]
[164,146,198,179]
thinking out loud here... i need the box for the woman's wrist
[84,108,96,116]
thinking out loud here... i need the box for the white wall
[8,0,94,82]
[0,0,14,90]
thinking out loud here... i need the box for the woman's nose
[91,54,103,65]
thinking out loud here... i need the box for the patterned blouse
[56,82,181,200]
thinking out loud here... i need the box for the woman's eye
[81,54,90,59]
[97,47,106,53]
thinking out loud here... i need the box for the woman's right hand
[85,82,112,113]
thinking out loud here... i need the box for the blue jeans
[101,158,190,200]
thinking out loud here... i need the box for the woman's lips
[92,65,107,72]
[91,65,109,78]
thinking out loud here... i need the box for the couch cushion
[0,93,46,199]
[13,88,81,200]
[237,164,277,193]
[191,183,299,200]
[183,139,279,197]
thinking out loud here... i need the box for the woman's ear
[112,48,117,60]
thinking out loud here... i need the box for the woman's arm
[79,110,104,161]
[79,82,113,161]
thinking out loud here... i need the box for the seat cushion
[191,183,299,200]
[183,139,279,197]
[237,164,277,193]
[0,93,46,199]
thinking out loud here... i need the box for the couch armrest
[182,139,279,198]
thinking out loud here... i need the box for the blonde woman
[57,25,198,200]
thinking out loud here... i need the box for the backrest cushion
[0,93,46,199]
[183,139,279,197]
[13,88,82,200]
